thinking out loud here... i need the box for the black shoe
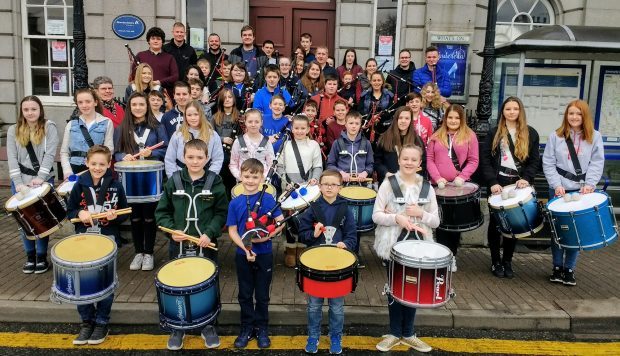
[491,263,504,278]
[73,322,94,345]
[234,328,254,348]
[22,257,35,274]
[563,269,576,286]
[34,259,49,274]
[88,324,109,345]
[549,266,563,283]
[503,261,514,279]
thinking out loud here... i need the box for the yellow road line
[0,332,618,354]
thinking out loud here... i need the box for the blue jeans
[548,188,580,270]
[307,296,344,340]
[76,293,114,325]
[10,180,53,257]
[235,253,273,330]
[385,264,416,337]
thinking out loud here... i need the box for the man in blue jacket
[412,46,452,98]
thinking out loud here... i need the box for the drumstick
[132,141,165,158]
[158,226,218,250]
[69,207,133,223]
[349,177,373,183]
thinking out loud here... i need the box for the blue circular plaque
[112,14,146,40]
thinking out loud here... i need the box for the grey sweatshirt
[7,121,59,186]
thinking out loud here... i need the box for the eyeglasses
[320,183,341,188]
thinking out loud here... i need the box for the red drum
[296,245,358,298]
[5,183,67,239]
[388,240,453,308]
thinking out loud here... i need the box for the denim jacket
[60,113,114,174]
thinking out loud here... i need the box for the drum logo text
[176,297,186,321]
[66,272,74,295]
[435,275,445,301]
[405,275,417,284]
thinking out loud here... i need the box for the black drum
[435,182,483,232]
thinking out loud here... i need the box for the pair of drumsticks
[69,207,133,223]
[158,226,218,251]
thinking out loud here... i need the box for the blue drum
[51,234,118,305]
[488,185,544,238]
[339,186,376,232]
[155,257,220,330]
[546,191,618,250]
[115,160,164,203]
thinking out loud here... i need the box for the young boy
[253,65,292,116]
[303,99,319,141]
[188,78,212,117]
[66,145,129,346]
[262,95,290,153]
[148,90,165,122]
[227,158,284,349]
[155,139,229,350]
[311,75,345,123]
[297,169,357,354]
[161,81,191,138]
[300,33,315,63]
[326,111,374,182]
[406,92,433,147]
[325,99,349,150]
[262,40,277,65]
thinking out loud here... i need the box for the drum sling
[448,135,462,172]
[70,122,96,158]
[556,136,586,183]
[286,139,309,183]
[388,175,430,242]
[19,141,41,176]
[238,135,269,152]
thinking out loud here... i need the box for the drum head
[299,246,356,271]
[435,182,478,197]
[54,234,115,263]
[57,181,76,196]
[157,257,216,287]
[392,240,452,260]
[232,183,275,198]
[5,184,50,210]
[281,185,321,210]
[115,160,164,171]
[339,186,377,200]
[488,185,533,208]
[548,192,608,212]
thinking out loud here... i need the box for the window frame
[371,0,403,71]
[495,0,555,46]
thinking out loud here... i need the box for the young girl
[114,92,168,272]
[336,48,363,86]
[225,62,253,112]
[296,61,324,99]
[325,99,349,150]
[229,109,275,180]
[542,100,604,286]
[184,65,209,104]
[165,100,224,177]
[426,104,479,271]
[374,107,425,183]
[211,88,242,196]
[406,92,434,147]
[421,82,449,130]
[480,96,540,279]
[60,88,114,177]
[8,96,59,274]
[124,63,161,102]
[356,58,378,102]
[373,144,438,353]
[358,72,394,136]
[294,57,306,77]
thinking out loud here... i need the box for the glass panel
[46,7,66,35]
[50,39,69,67]
[27,0,45,4]
[515,0,536,12]
[514,13,531,23]
[497,2,515,22]
[531,1,551,24]
[67,7,73,34]
[30,38,49,66]
[187,0,208,29]
[32,68,50,96]
[375,0,397,57]
[51,69,70,96]
[46,0,66,5]
[68,40,74,66]
[27,6,45,35]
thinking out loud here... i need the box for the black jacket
[480,125,541,187]
[163,40,198,81]
[199,49,229,72]
[387,62,416,99]
[374,135,426,183]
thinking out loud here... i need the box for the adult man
[163,22,197,80]
[133,27,179,93]
[300,33,315,63]
[412,46,452,98]
[199,33,229,70]
[229,25,268,80]
[315,46,338,78]
[387,49,416,106]
[93,76,125,128]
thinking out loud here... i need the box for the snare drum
[50,234,118,305]
[57,180,76,198]
[389,240,453,308]
[297,245,358,298]
[280,185,321,212]
[231,183,276,199]
[546,192,618,250]
[115,160,164,203]
[435,182,483,232]
[5,183,67,239]
[155,257,220,330]
[488,185,544,238]
[339,186,376,232]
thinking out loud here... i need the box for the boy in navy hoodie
[66,145,129,346]
[326,111,374,182]
[297,169,357,354]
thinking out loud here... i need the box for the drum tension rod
[518,201,534,236]
[593,205,608,247]
[569,211,583,251]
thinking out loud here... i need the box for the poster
[190,27,205,50]
[52,72,68,93]
[500,64,585,144]
[47,19,65,35]
[595,66,620,146]
[434,43,468,98]
[51,41,67,62]
[378,36,393,56]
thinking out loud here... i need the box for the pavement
[1,188,619,335]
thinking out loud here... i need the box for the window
[186,0,209,53]
[495,0,554,45]
[373,0,402,71]
[23,0,74,99]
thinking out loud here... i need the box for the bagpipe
[222,86,252,152]
[361,91,409,142]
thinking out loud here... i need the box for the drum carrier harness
[556,136,586,186]
[309,199,349,245]
[388,175,431,241]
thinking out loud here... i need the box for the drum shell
[489,192,544,238]
[296,245,358,298]
[155,258,221,330]
[6,184,67,238]
[436,185,483,232]
[339,187,376,232]
[547,194,618,250]
[50,235,118,305]
[115,161,164,203]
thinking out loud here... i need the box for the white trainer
[401,334,432,353]
[129,253,143,271]
[376,334,400,352]
[141,254,154,271]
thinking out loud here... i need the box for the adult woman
[336,49,363,86]
[374,106,425,183]
[426,104,479,271]
[94,76,125,128]
[114,92,168,272]
[296,60,325,99]
[358,72,394,137]
[124,63,162,103]
[7,96,59,274]
[356,58,378,102]
[421,82,449,130]
[480,96,540,279]
[542,100,604,286]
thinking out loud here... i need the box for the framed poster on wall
[430,33,472,103]
[595,66,620,146]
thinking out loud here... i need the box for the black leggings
[487,175,519,265]
[129,202,157,254]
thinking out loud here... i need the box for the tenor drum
[546,191,618,250]
[297,245,358,298]
[5,183,67,239]
[280,185,321,212]
[57,180,76,198]
[231,183,276,199]
[155,257,220,330]
[389,240,453,308]
[339,186,376,232]
[435,182,483,232]
[115,160,164,203]
[488,185,544,238]
[51,234,118,305]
